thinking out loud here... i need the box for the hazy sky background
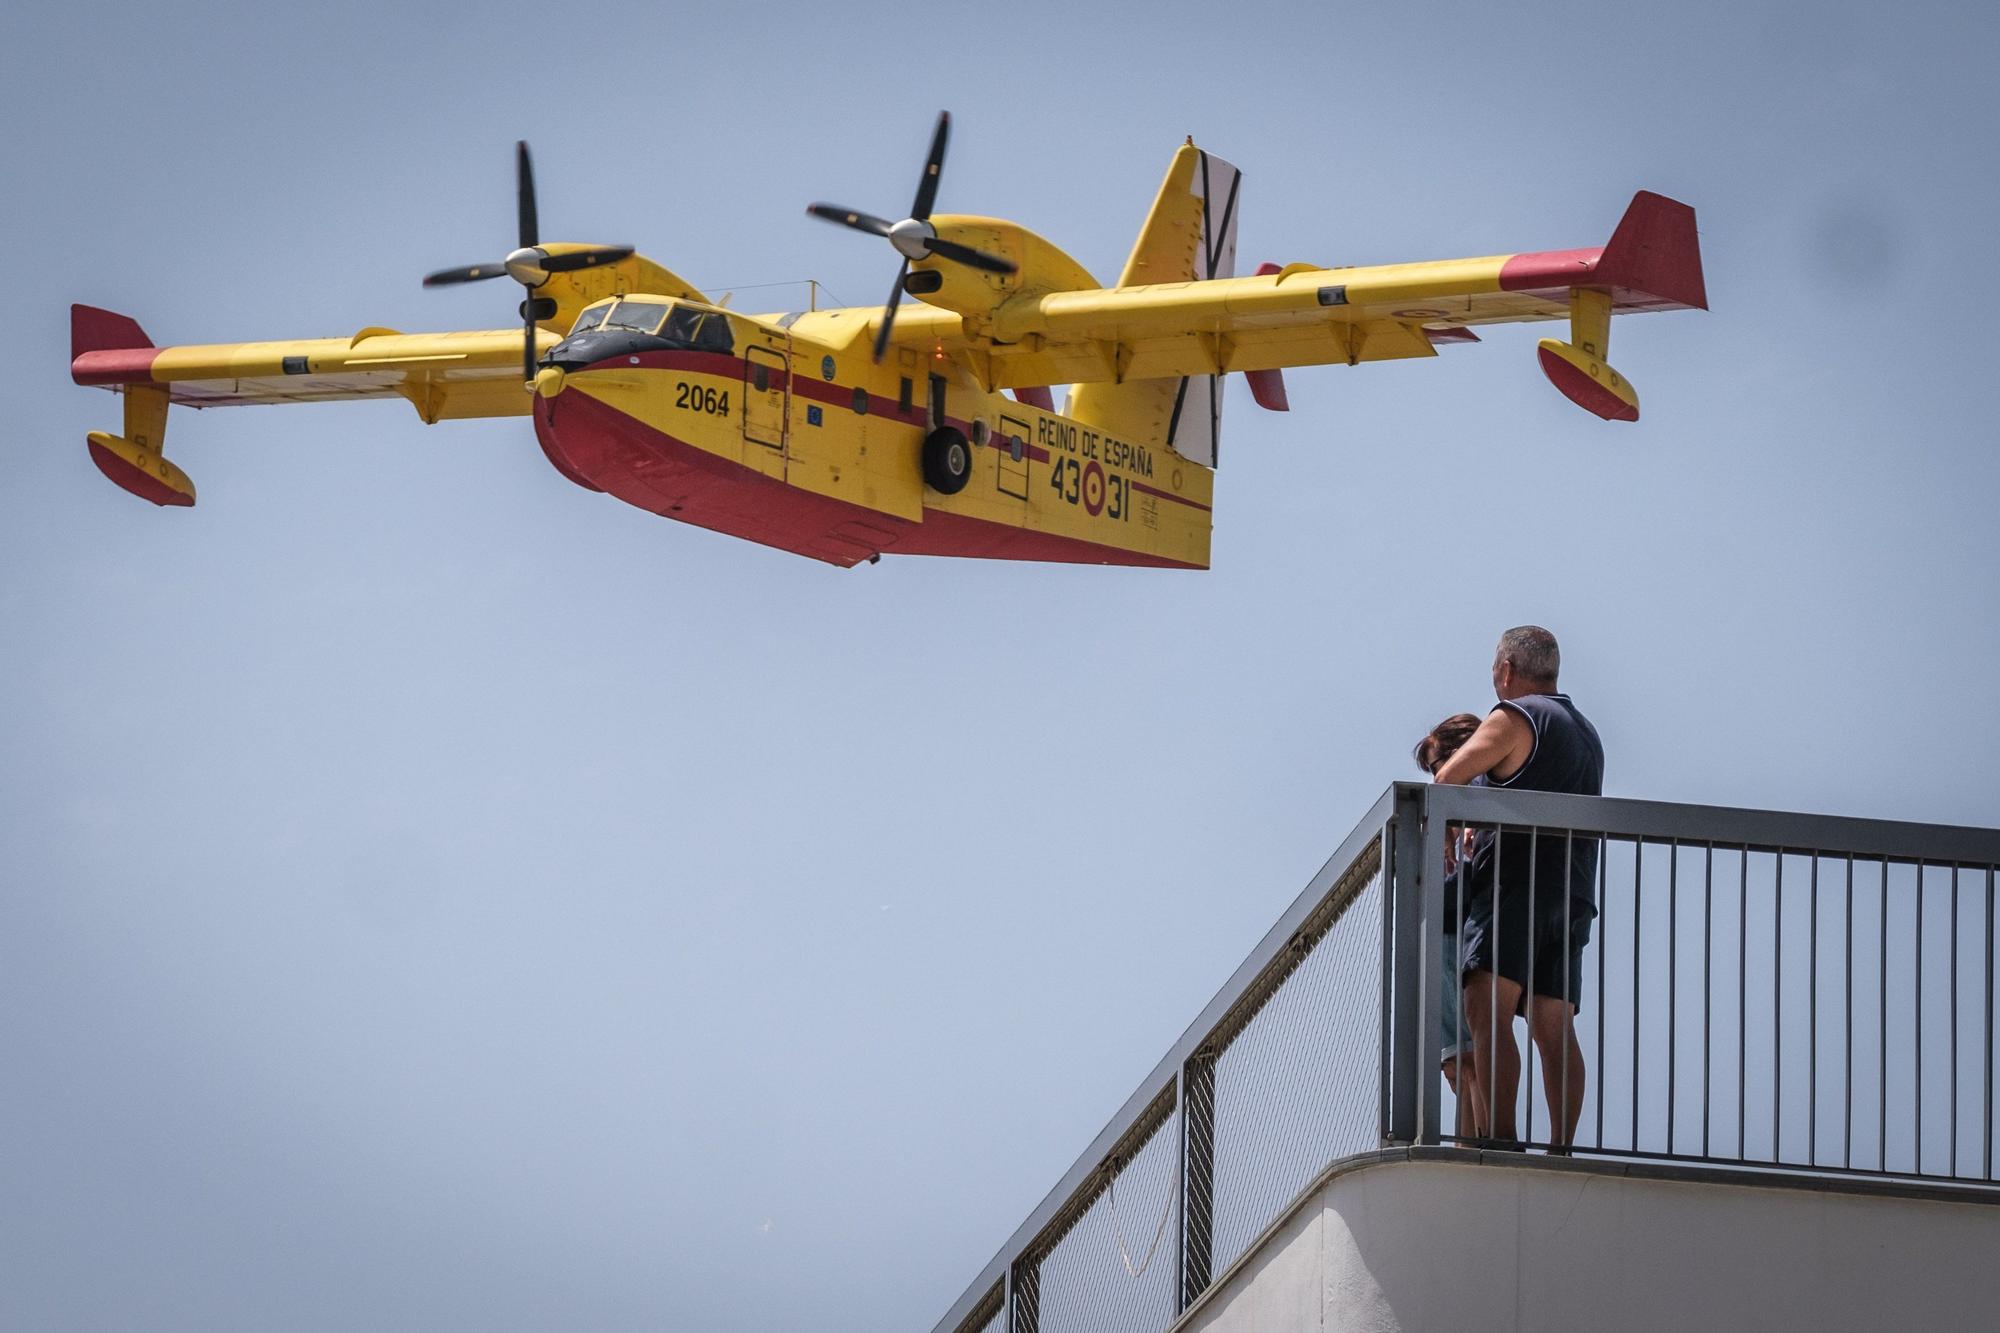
[4,2,1997,1328]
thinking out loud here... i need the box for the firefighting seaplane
[70,114,1705,569]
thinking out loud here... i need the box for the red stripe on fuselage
[1130,480,1211,513]
[613,349,1075,469]
[626,348,934,430]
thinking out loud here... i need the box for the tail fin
[1066,142,1241,467]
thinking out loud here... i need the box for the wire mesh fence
[1208,871,1383,1273]
[934,796,1393,1333]
[1031,1099,1182,1333]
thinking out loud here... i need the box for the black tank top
[1471,692,1604,915]
[1490,693,1603,796]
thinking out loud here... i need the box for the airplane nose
[534,365,566,398]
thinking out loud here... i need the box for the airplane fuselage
[531,297,1215,569]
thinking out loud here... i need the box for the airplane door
[743,345,789,450]
[997,413,1031,499]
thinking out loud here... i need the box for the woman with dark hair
[1417,713,1485,1139]
[1415,713,1482,780]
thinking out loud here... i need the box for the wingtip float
[70,121,1706,568]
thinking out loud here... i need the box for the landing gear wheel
[922,426,973,495]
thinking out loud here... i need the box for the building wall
[1177,1153,2000,1333]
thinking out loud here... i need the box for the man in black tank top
[1432,626,1604,1148]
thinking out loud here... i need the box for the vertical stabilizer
[1066,142,1240,466]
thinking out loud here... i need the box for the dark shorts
[1460,894,1594,1012]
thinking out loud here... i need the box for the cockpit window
[562,299,734,353]
[661,306,734,354]
[601,301,671,335]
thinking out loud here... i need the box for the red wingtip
[1598,191,1707,311]
[1012,386,1055,411]
[72,304,153,358]
[71,305,160,386]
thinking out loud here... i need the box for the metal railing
[931,784,2000,1333]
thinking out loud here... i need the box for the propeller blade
[873,259,908,363]
[922,236,1016,275]
[524,310,537,385]
[539,245,635,274]
[806,203,895,238]
[422,262,512,287]
[911,111,949,221]
[516,141,538,249]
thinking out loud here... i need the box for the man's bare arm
[1432,707,1532,786]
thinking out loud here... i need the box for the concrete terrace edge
[1166,1145,2000,1333]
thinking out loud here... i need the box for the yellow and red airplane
[71,116,1705,569]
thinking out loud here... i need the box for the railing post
[1177,1051,1217,1311]
[1008,1256,1038,1333]
[1388,783,1445,1144]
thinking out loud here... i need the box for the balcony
[931,784,2000,1333]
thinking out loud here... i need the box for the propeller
[806,111,1016,361]
[422,141,635,383]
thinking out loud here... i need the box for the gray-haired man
[1432,626,1604,1149]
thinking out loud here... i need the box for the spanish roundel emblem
[821,355,836,381]
[1082,461,1106,516]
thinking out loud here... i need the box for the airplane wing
[71,305,542,420]
[71,304,546,504]
[889,190,1705,423]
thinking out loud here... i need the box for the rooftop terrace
[932,783,2000,1333]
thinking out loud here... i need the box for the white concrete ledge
[1173,1149,2000,1333]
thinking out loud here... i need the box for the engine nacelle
[906,214,1098,326]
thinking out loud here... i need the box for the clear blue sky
[4,2,1996,1328]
